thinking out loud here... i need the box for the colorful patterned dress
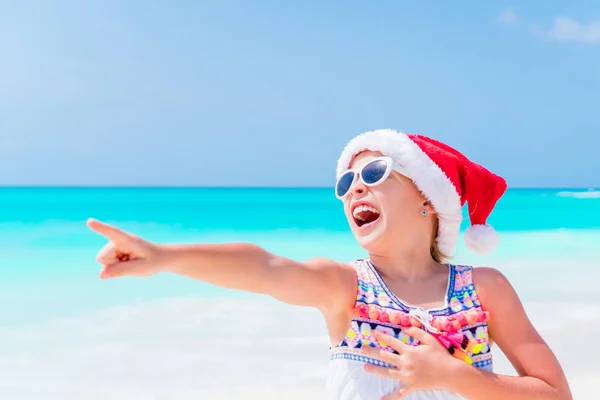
[327,259,493,400]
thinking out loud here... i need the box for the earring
[421,209,427,216]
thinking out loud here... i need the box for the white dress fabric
[326,260,494,400]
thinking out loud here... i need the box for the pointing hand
[87,218,164,279]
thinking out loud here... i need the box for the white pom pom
[464,224,499,255]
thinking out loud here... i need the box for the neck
[368,243,442,281]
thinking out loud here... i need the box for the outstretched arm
[88,219,357,316]
[446,267,572,400]
[160,242,357,313]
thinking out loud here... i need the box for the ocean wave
[557,190,600,199]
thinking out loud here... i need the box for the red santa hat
[336,129,507,256]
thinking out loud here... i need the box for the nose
[351,178,367,196]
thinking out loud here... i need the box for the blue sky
[1,1,598,187]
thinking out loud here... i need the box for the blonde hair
[430,217,449,263]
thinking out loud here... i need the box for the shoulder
[303,257,359,315]
[304,257,358,271]
[471,266,521,310]
[472,266,513,293]
[304,257,359,290]
[304,257,365,274]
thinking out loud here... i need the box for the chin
[350,219,387,252]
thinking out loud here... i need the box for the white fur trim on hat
[336,129,463,257]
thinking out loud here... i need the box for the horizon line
[0,184,597,190]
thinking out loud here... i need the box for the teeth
[352,205,380,220]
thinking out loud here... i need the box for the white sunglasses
[335,156,406,200]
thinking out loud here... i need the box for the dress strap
[447,265,483,313]
[347,259,377,304]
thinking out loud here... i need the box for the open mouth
[352,204,381,227]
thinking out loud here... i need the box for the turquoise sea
[1,187,599,399]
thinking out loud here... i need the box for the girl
[89,129,572,400]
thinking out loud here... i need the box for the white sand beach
[2,296,596,400]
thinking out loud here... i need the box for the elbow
[232,242,273,265]
[246,244,280,293]
[557,390,573,400]
[547,380,573,400]
[214,242,275,294]
[539,377,573,400]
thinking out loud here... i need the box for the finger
[373,331,410,354]
[101,259,147,279]
[401,326,438,346]
[95,242,120,266]
[362,363,398,379]
[87,218,134,247]
[360,345,381,359]
[361,346,403,367]
[382,388,413,400]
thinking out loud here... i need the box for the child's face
[342,151,432,253]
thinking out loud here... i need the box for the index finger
[87,218,133,245]
[400,326,438,346]
[372,331,410,354]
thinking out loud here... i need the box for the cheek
[343,202,353,220]
[372,182,405,205]
[374,185,417,218]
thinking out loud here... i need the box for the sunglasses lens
[362,159,389,185]
[336,171,355,198]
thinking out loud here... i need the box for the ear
[423,201,437,215]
